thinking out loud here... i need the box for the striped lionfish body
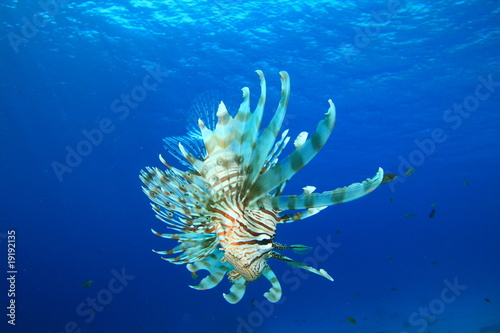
[140,71,383,304]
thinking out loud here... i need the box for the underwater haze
[1,0,500,332]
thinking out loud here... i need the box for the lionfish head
[223,235,274,282]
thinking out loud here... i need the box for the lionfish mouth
[223,251,264,282]
[140,70,384,304]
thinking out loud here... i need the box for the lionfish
[140,71,383,304]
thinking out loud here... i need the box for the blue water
[1,0,499,332]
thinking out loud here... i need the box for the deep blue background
[1,1,499,332]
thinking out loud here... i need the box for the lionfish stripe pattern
[140,71,383,304]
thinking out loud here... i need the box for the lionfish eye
[256,238,271,245]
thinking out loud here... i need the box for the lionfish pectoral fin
[247,99,336,205]
[262,266,282,303]
[270,167,384,210]
[223,276,247,304]
[278,206,328,224]
[187,253,229,290]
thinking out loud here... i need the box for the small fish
[347,317,357,324]
[191,272,198,280]
[381,173,397,184]
[405,213,416,218]
[354,292,360,296]
[387,257,393,262]
[464,180,470,186]
[336,229,341,235]
[429,209,436,219]
[390,288,398,291]
[431,261,438,265]
[425,315,437,322]
[81,280,94,288]
[339,253,344,257]
[431,202,438,207]
[389,196,394,202]
[484,298,492,303]
[405,168,415,177]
